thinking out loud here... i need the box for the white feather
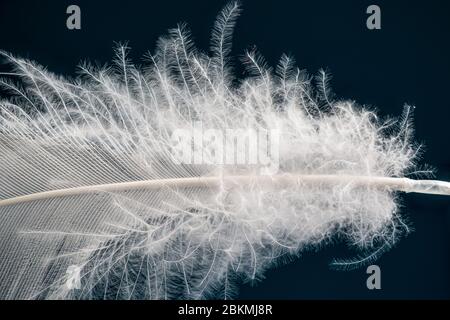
[0,2,449,300]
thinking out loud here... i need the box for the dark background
[0,0,449,299]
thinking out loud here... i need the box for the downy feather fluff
[0,2,447,299]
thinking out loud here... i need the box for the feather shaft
[0,175,448,208]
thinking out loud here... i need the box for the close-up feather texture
[0,1,449,300]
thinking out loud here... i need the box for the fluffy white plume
[0,2,447,300]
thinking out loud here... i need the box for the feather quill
[0,2,449,300]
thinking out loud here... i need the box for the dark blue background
[0,0,449,299]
